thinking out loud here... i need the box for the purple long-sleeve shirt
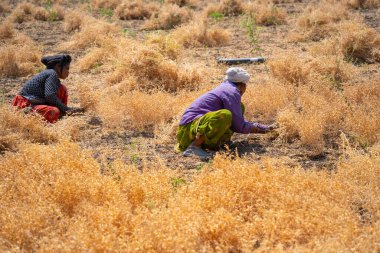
[179,80,256,134]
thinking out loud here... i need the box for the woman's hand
[267,123,279,131]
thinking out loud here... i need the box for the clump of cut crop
[0,1,11,13]
[91,0,122,9]
[218,0,244,16]
[0,106,58,152]
[276,84,347,154]
[33,6,49,20]
[343,79,380,146]
[0,33,42,78]
[8,2,64,23]
[60,18,121,50]
[269,54,311,85]
[244,2,287,26]
[76,37,120,72]
[53,116,88,142]
[47,5,65,21]
[108,46,201,92]
[243,79,294,120]
[0,21,14,40]
[9,2,36,23]
[338,21,380,63]
[115,1,158,20]
[165,0,199,7]
[94,90,190,130]
[172,19,230,47]
[291,1,350,41]
[308,56,355,86]
[63,10,85,32]
[340,0,379,9]
[143,4,192,30]
[145,32,182,60]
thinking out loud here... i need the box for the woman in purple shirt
[176,67,276,159]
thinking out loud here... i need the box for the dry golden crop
[143,4,193,30]
[1,141,379,251]
[115,1,158,20]
[244,2,287,26]
[0,30,41,77]
[291,1,350,41]
[1,0,380,251]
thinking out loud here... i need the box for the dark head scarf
[41,54,72,70]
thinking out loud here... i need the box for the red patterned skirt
[12,84,68,123]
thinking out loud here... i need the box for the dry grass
[343,79,380,146]
[291,1,350,41]
[339,0,380,8]
[143,4,193,30]
[0,33,41,78]
[244,79,294,120]
[165,0,199,7]
[145,33,182,60]
[338,21,380,63]
[33,6,49,21]
[7,2,64,23]
[114,1,158,20]
[276,82,347,154]
[268,51,376,153]
[108,46,201,92]
[63,10,85,32]
[0,106,58,153]
[172,19,231,47]
[0,1,10,13]
[269,54,311,85]
[307,20,380,64]
[219,0,245,16]
[1,140,379,251]
[93,90,191,130]
[91,0,122,9]
[244,2,287,26]
[9,2,36,23]
[60,18,121,50]
[0,21,14,40]
[308,56,356,85]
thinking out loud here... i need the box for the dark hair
[41,54,72,71]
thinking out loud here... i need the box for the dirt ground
[1,0,379,173]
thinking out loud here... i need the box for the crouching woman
[176,67,277,159]
[12,54,83,123]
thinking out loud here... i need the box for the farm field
[0,0,380,251]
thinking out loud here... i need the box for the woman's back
[20,69,61,103]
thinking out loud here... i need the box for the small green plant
[170,177,186,190]
[0,88,6,105]
[195,163,204,171]
[130,153,139,164]
[48,10,59,22]
[42,0,53,9]
[209,11,224,22]
[123,28,137,38]
[144,200,155,210]
[99,8,114,18]
[241,14,262,53]
[35,66,45,74]
[91,62,103,70]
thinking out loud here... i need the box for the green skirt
[176,106,243,152]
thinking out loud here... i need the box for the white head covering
[225,67,250,84]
